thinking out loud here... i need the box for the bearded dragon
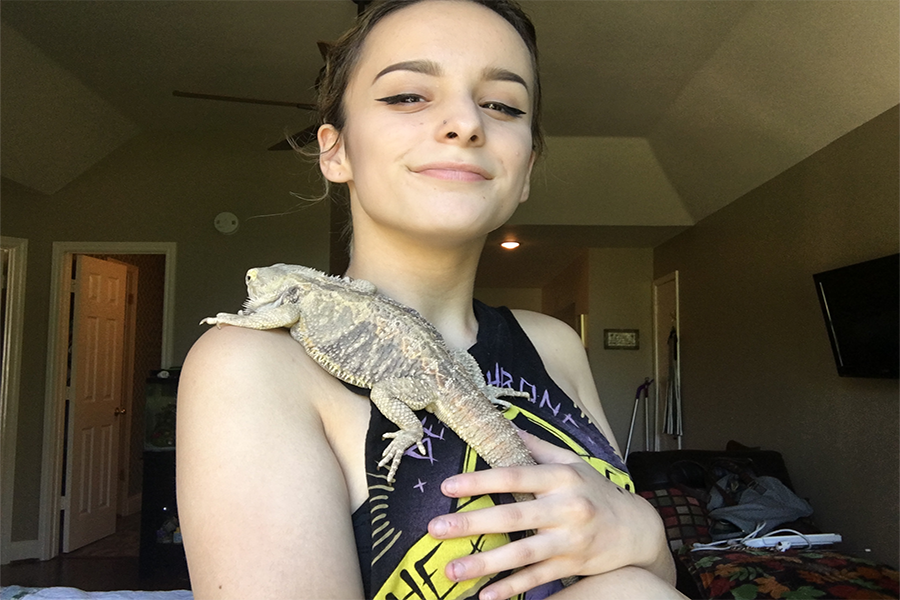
[201,263,536,493]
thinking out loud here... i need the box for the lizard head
[240,263,324,314]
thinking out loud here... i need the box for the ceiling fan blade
[269,124,319,151]
[172,90,315,111]
[353,0,371,16]
[317,41,332,60]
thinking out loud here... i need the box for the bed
[626,448,900,599]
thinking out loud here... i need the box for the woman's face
[319,0,536,247]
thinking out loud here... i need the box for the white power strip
[744,533,842,548]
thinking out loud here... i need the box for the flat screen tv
[813,253,899,379]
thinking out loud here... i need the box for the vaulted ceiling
[2,0,897,284]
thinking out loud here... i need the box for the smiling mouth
[412,163,491,182]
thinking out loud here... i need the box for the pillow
[639,487,713,551]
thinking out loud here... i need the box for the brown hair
[317,0,544,156]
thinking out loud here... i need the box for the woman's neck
[344,232,485,350]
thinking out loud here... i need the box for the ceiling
[1,0,897,287]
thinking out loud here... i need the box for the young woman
[177,1,682,598]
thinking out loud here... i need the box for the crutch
[624,378,654,460]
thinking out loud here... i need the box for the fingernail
[442,478,458,495]
[450,561,467,581]
[481,590,497,600]
[431,518,448,537]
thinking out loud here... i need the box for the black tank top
[349,301,631,600]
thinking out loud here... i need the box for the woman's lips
[412,163,491,182]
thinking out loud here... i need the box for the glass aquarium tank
[144,368,180,450]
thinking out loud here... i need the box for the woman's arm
[177,325,364,599]
[430,432,677,598]
[428,311,677,599]
[553,565,687,599]
[517,311,676,583]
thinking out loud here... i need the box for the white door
[63,255,127,552]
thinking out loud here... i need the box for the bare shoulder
[510,309,622,454]
[177,325,330,450]
[176,325,365,598]
[179,324,328,411]
[509,309,585,359]
[508,309,588,400]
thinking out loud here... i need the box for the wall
[0,130,330,542]
[542,251,588,330]
[475,250,654,454]
[473,288,542,312]
[654,106,899,567]
[587,248,655,452]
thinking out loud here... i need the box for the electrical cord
[691,523,815,552]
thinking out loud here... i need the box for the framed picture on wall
[604,329,639,350]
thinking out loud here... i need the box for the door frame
[39,241,176,560]
[115,261,140,517]
[1,237,28,563]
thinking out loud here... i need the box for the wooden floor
[1,514,191,592]
[0,556,190,592]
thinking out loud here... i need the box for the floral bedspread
[676,547,899,599]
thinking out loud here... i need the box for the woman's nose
[437,98,485,146]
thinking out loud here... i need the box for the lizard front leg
[369,377,439,483]
[451,349,531,405]
[200,303,303,331]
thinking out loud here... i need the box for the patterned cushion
[640,487,713,551]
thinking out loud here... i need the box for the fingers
[516,430,583,465]
[426,434,655,596]
[437,434,586,500]
[441,460,587,500]
[476,559,569,600]
[441,534,572,598]
[429,498,555,539]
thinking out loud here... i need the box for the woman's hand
[427,431,675,600]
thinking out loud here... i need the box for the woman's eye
[482,101,526,118]
[376,93,425,105]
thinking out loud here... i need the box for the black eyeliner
[375,93,422,104]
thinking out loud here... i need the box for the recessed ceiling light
[500,241,520,250]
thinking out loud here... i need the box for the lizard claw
[377,440,404,483]
[491,398,512,411]
[201,313,235,329]
[379,430,426,483]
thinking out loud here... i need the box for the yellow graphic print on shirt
[371,403,634,600]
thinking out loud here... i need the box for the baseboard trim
[3,539,41,564]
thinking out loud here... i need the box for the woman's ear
[318,124,351,183]
[518,151,537,204]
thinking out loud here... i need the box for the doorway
[39,242,176,560]
[1,237,28,563]
[653,271,682,452]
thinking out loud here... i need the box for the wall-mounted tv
[813,254,899,379]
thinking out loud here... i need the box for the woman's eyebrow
[374,60,441,82]
[482,66,529,92]
[373,61,529,92]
